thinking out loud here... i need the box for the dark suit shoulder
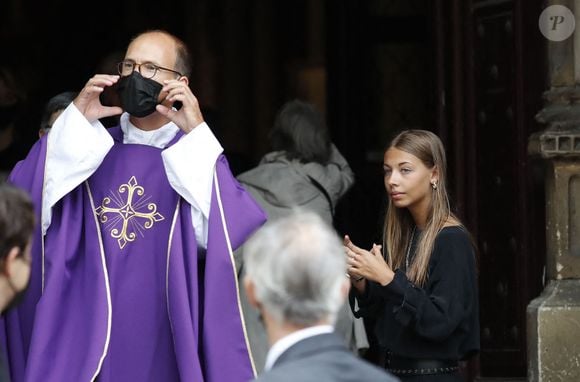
[255,334,398,382]
[255,354,395,382]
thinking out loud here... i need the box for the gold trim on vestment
[165,198,181,353]
[41,136,49,293]
[86,181,113,382]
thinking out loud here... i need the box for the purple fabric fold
[2,128,266,382]
[201,156,267,381]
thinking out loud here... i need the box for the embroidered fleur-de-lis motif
[95,176,165,249]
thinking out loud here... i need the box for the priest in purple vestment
[0,29,266,382]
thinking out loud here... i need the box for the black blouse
[351,226,479,361]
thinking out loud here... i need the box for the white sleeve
[43,104,114,235]
[161,122,223,249]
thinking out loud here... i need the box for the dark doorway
[326,1,547,380]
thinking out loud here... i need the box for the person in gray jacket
[243,211,397,382]
[237,100,368,371]
[238,99,353,223]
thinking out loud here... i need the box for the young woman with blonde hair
[345,130,479,381]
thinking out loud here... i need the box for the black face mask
[117,72,163,118]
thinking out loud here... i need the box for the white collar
[263,325,333,371]
[120,113,180,148]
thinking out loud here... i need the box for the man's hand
[156,79,204,134]
[74,75,123,123]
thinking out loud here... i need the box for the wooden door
[326,0,547,379]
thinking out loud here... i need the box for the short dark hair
[173,37,192,78]
[0,184,34,261]
[269,100,331,164]
[40,91,77,131]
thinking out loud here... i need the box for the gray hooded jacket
[237,144,354,224]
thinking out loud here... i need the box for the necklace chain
[405,227,416,270]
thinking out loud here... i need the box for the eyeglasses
[117,60,182,79]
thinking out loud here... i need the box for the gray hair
[244,211,346,326]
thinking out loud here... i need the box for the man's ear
[1,247,20,277]
[179,76,189,86]
[243,277,260,309]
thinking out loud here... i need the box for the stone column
[528,1,580,381]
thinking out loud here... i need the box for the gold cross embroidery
[95,176,165,249]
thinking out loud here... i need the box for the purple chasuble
[1,126,266,382]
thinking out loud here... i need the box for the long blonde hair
[383,130,461,286]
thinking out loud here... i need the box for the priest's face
[123,32,181,105]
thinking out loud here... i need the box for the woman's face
[383,147,436,212]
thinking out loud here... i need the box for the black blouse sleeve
[349,278,384,319]
[353,228,477,342]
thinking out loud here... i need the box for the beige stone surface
[528,280,580,381]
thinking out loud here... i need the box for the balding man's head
[129,30,191,78]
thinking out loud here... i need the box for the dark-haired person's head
[0,183,34,313]
[39,91,78,138]
[270,100,331,164]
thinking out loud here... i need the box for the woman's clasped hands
[344,235,394,286]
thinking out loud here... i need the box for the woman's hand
[344,235,394,286]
